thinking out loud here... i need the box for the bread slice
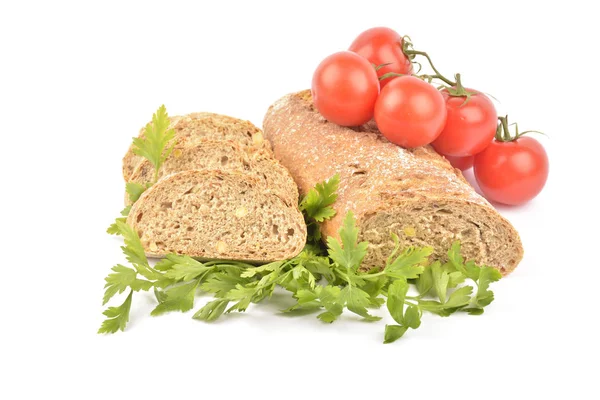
[126,169,307,261]
[127,139,299,206]
[263,90,524,275]
[122,113,268,181]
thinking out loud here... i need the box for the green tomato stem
[404,49,456,86]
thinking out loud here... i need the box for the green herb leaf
[132,105,176,181]
[444,286,473,309]
[300,174,340,222]
[98,290,133,334]
[103,264,152,305]
[340,286,381,321]
[125,182,148,203]
[316,285,343,323]
[384,325,409,343]
[448,241,479,281]
[193,299,230,322]
[151,281,199,316]
[107,217,127,235]
[416,265,433,296]
[403,305,421,329]
[162,255,211,281]
[473,266,502,308]
[327,211,368,271]
[387,279,409,325]
[201,270,248,298]
[385,247,431,279]
[431,261,450,303]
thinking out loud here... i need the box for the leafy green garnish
[107,106,175,232]
[300,174,339,242]
[132,105,176,183]
[100,174,503,343]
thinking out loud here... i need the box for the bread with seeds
[122,112,268,181]
[263,90,524,275]
[127,139,299,206]
[126,169,306,261]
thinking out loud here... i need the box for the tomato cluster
[311,27,548,206]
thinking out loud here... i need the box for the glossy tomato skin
[431,90,497,157]
[443,154,474,171]
[374,76,447,148]
[474,137,549,205]
[349,27,413,88]
[311,51,380,126]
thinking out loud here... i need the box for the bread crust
[126,139,299,206]
[122,112,268,181]
[263,91,523,274]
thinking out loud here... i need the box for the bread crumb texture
[127,170,306,262]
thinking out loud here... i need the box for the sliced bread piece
[122,113,268,181]
[126,169,307,261]
[127,140,299,206]
[263,90,524,275]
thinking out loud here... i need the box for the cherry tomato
[349,27,413,88]
[311,51,380,126]
[431,90,497,157]
[374,76,447,148]
[444,154,474,171]
[473,137,549,205]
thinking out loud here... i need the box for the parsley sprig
[107,106,175,234]
[132,104,176,183]
[100,170,502,342]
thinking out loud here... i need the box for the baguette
[126,169,307,261]
[263,91,523,275]
[127,139,299,205]
[122,112,268,181]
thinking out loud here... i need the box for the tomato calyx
[495,115,545,142]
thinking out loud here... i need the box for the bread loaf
[263,91,523,275]
[126,169,307,261]
[128,139,299,206]
[122,112,268,181]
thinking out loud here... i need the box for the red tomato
[311,51,380,126]
[444,154,474,171]
[474,137,549,205]
[431,90,497,157]
[349,27,413,88]
[374,76,447,148]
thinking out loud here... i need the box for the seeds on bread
[126,169,307,261]
[128,139,299,206]
[122,112,268,181]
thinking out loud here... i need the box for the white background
[2,0,598,398]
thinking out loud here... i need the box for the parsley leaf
[103,264,152,305]
[151,280,199,316]
[126,182,148,203]
[300,173,340,222]
[384,325,409,343]
[471,266,502,310]
[162,255,211,281]
[327,211,368,271]
[193,299,230,321]
[98,290,133,334]
[132,105,176,183]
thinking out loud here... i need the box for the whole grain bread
[127,139,299,206]
[263,91,524,275]
[122,112,268,181]
[126,169,307,261]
